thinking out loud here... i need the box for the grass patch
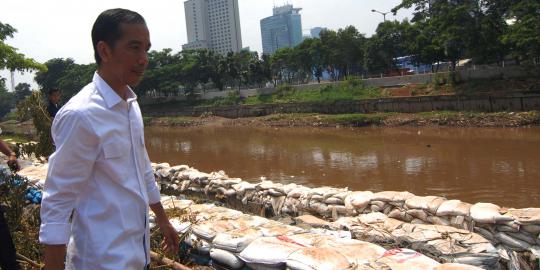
[151,117,198,126]
[321,113,394,125]
[244,81,385,105]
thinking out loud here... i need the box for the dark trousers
[0,207,20,270]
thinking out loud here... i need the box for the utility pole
[10,70,15,92]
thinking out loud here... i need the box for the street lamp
[371,9,390,21]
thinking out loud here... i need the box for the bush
[0,170,42,266]
[16,92,54,158]
[275,84,295,98]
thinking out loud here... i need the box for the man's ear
[97,41,112,64]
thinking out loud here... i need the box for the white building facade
[182,0,243,55]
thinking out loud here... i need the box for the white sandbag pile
[152,163,540,269]
[153,196,487,270]
[333,213,500,269]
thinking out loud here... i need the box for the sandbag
[238,237,304,269]
[324,197,343,205]
[405,196,445,211]
[470,203,514,224]
[286,247,352,270]
[288,186,311,198]
[284,234,330,247]
[260,224,305,237]
[319,238,387,265]
[374,248,440,270]
[506,208,540,225]
[522,224,540,234]
[372,191,414,203]
[169,218,191,234]
[184,234,212,254]
[192,220,236,241]
[294,215,331,228]
[495,232,530,251]
[210,248,244,270]
[344,191,373,210]
[388,209,414,222]
[282,183,298,195]
[436,200,472,217]
[435,263,485,270]
[212,227,263,253]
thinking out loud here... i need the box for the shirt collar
[93,72,138,108]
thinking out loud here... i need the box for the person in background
[0,128,21,270]
[39,8,179,270]
[47,88,62,118]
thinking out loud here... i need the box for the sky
[0,0,413,89]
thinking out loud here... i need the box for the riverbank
[145,110,540,128]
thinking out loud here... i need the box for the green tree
[365,20,414,74]
[14,82,32,103]
[0,21,45,118]
[0,22,45,73]
[34,58,95,101]
[34,58,75,94]
[502,0,540,62]
[0,79,15,118]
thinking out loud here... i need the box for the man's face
[49,91,61,104]
[106,23,151,87]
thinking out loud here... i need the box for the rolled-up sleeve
[143,148,161,205]
[39,110,99,245]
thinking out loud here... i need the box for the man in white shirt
[40,9,179,270]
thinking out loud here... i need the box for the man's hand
[7,155,20,172]
[150,202,179,254]
[157,219,180,254]
[44,244,66,270]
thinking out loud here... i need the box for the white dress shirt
[40,72,161,270]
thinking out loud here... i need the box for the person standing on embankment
[39,9,179,270]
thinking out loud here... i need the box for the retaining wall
[144,95,540,118]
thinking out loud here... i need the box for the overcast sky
[1,0,412,88]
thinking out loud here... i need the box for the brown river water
[145,126,540,208]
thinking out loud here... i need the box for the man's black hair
[48,88,60,96]
[91,8,146,66]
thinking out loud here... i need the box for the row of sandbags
[152,196,485,270]
[152,164,540,257]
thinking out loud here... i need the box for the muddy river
[145,126,540,208]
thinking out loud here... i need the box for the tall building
[182,0,243,55]
[310,27,327,39]
[260,4,303,55]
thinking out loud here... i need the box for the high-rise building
[182,0,242,55]
[310,27,327,39]
[260,4,303,55]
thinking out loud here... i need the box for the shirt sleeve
[39,110,100,245]
[143,146,161,205]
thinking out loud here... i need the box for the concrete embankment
[17,162,540,269]
[143,95,540,119]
